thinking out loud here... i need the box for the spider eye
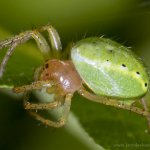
[45,63,49,68]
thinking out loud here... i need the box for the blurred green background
[0,0,150,150]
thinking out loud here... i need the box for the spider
[0,24,150,128]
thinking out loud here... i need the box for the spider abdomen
[71,37,149,99]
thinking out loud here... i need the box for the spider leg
[14,81,56,109]
[0,31,31,50]
[14,80,72,127]
[0,31,35,78]
[78,86,150,117]
[0,42,18,77]
[0,30,50,78]
[0,25,62,78]
[28,93,72,128]
[38,25,62,58]
[23,91,61,110]
[13,80,53,93]
[22,83,60,110]
[140,98,150,131]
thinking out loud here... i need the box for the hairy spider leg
[39,25,62,58]
[13,80,58,109]
[13,80,53,93]
[29,93,72,128]
[78,86,150,118]
[0,25,62,78]
[140,98,150,131]
[13,79,73,127]
[0,30,49,78]
[0,42,18,78]
[23,90,60,110]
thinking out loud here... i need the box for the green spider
[0,25,149,128]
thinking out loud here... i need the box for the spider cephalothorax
[39,59,82,95]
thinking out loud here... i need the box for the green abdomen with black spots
[71,37,149,99]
